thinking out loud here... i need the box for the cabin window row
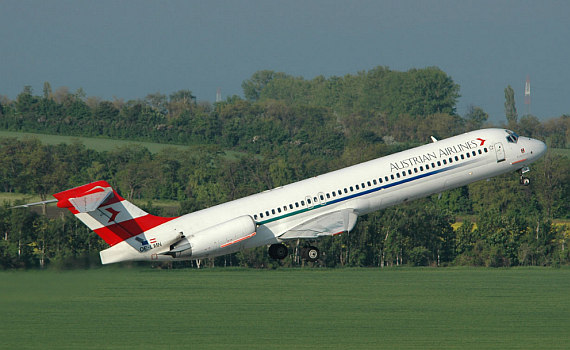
[253,147,488,221]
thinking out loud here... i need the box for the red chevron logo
[476,138,486,146]
[106,208,120,223]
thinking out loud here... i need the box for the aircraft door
[495,142,505,162]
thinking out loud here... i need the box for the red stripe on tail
[95,215,176,246]
[53,181,178,246]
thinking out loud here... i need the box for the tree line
[0,66,568,269]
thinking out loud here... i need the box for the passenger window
[260,213,264,218]
[326,193,330,199]
[254,214,258,220]
[385,176,389,181]
[266,211,270,216]
[396,173,400,178]
[443,159,447,165]
[271,209,275,215]
[455,156,459,161]
[367,181,371,186]
[426,165,430,170]
[466,153,470,158]
[350,186,354,191]
[437,161,441,166]
[478,149,482,154]
[460,154,465,159]
[277,208,281,213]
[408,170,412,175]
[355,185,359,190]
[283,206,287,211]
[484,148,488,153]
[307,199,311,204]
[301,201,305,206]
[472,151,476,156]
[295,202,299,208]
[289,204,293,209]
[390,174,395,180]
[420,166,424,171]
[414,168,418,173]
[344,188,348,193]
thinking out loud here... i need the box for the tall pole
[524,75,531,115]
[216,87,222,103]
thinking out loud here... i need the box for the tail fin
[53,181,175,246]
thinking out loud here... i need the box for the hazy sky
[1,0,568,122]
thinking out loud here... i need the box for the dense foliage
[0,67,568,269]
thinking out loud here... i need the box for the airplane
[17,128,546,264]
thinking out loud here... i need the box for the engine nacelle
[167,215,256,259]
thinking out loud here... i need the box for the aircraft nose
[531,139,547,158]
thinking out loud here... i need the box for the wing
[278,209,358,240]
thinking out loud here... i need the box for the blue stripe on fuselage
[258,157,482,225]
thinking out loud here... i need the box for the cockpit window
[505,130,519,143]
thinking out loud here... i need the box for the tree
[241,70,290,101]
[53,86,71,104]
[42,82,53,100]
[464,105,489,130]
[145,92,168,113]
[168,90,195,119]
[504,85,518,128]
[15,86,38,119]
[518,115,542,138]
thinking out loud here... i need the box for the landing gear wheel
[518,167,531,186]
[301,246,320,262]
[268,244,288,260]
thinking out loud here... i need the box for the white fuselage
[102,128,547,263]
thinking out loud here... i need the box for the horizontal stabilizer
[279,209,358,240]
[68,187,113,213]
[10,199,58,209]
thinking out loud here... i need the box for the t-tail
[53,181,178,263]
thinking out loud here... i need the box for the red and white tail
[53,181,176,247]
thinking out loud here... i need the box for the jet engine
[164,215,256,259]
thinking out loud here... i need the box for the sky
[1,0,569,122]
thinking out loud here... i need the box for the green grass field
[0,130,252,161]
[0,130,197,154]
[1,268,568,349]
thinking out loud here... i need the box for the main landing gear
[300,246,320,263]
[268,243,288,260]
[268,243,320,262]
[519,166,530,186]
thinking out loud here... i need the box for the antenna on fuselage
[430,136,438,143]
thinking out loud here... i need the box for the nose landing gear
[519,166,530,186]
